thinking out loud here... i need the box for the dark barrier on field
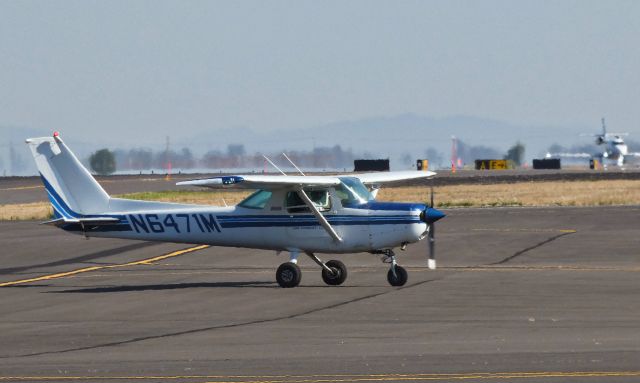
[354,159,390,172]
[532,159,561,169]
[416,159,429,171]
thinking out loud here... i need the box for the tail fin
[26,133,111,218]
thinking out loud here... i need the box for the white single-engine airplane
[26,133,445,288]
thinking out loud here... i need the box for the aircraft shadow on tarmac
[0,242,158,275]
[50,282,411,293]
[52,281,277,293]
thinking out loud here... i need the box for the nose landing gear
[380,249,408,287]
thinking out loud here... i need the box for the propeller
[428,188,436,269]
[422,186,445,270]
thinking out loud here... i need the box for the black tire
[387,265,408,287]
[276,262,301,288]
[321,260,348,286]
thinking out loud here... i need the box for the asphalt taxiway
[0,206,639,382]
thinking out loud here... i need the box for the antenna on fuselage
[281,152,305,176]
[263,155,287,176]
[602,117,607,136]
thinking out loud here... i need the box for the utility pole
[451,136,458,173]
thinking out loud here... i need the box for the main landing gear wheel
[276,262,301,288]
[387,265,408,287]
[321,259,348,286]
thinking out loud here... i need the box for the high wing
[177,175,341,189]
[177,171,436,190]
[356,170,436,185]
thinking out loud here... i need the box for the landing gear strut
[321,260,348,286]
[275,251,348,288]
[307,252,347,286]
[379,249,408,287]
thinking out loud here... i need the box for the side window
[285,190,330,213]
[238,190,272,209]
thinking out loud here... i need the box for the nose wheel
[387,265,408,286]
[379,249,408,287]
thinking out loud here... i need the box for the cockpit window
[238,190,272,209]
[336,177,373,205]
[285,189,330,213]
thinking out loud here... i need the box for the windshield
[336,177,373,205]
[238,190,272,209]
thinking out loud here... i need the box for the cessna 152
[26,133,445,288]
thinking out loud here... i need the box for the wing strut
[296,187,343,243]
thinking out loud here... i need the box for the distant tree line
[199,144,355,170]
[91,144,356,173]
[456,139,502,165]
[504,141,525,166]
[113,147,196,170]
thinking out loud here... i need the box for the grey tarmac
[0,206,639,382]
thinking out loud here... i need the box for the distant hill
[0,115,600,175]
[207,114,588,168]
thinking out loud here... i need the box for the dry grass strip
[0,202,52,221]
[378,180,640,207]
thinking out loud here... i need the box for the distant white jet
[26,133,444,288]
[546,118,640,168]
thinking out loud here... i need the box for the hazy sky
[1,0,639,145]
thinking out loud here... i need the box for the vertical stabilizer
[26,134,110,217]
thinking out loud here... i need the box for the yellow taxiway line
[2,371,640,382]
[0,245,210,287]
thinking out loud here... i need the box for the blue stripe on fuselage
[343,201,427,212]
[216,214,422,228]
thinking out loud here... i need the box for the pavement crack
[2,278,439,359]
[489,231,576,266]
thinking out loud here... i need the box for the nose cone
[423,207,446,224]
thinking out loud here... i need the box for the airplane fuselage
[61,201,428,254]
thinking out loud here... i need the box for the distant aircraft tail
[26,133,111,218]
